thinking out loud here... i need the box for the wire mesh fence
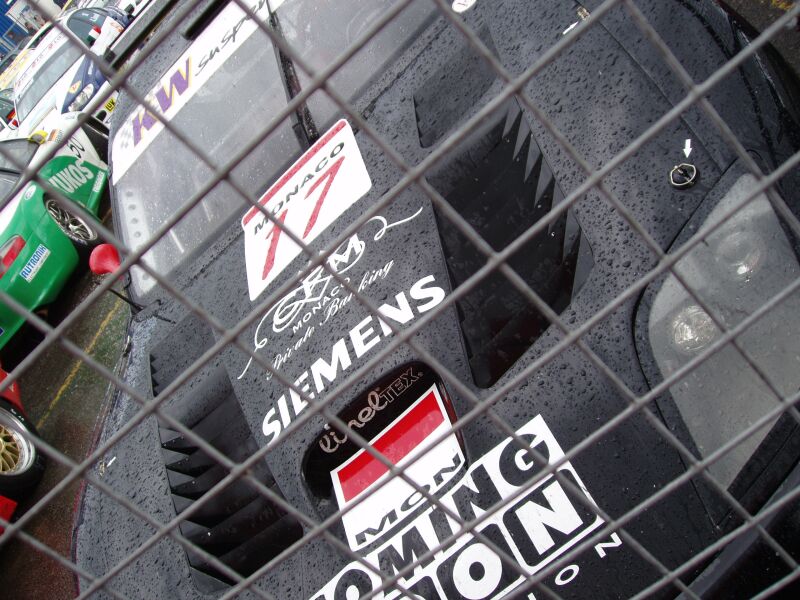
[1,0,800,598]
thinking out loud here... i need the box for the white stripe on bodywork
[111,0,275,183]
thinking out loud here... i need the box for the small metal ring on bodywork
[670,163,698,189]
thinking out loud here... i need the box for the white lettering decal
[310,416,608,599]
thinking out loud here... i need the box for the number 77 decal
[241,120,372,301]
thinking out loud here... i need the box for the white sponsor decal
[48,163,94,194]
[310,415,619,600]
[111,0,272,182]
[452,0,478,13]
[20,245,50,282]
[92,171,106,194]
[241,119,372,301]
[237,206,422,380]
[331,383,466,552]
[260,273,446,446]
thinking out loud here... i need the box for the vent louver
[429,100,594,388]
[149,318,302,593]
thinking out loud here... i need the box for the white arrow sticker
[683,138,692,158]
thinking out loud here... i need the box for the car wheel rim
[0,412,34,476]
[45,200,97,242]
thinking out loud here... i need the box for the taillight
[0,236,26,279]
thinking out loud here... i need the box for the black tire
[45,198,100,248]
[0,398,45,501]
[81,118,109,164]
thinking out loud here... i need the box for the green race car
[0,124,107,350]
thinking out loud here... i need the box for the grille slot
[149,313,214,397]
[151,363,301,592]
[430,100,594,388]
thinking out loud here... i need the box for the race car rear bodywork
[73,1,800,598]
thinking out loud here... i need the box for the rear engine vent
[429,101,594,388]
[413,25,498,148]
[149,313,214,396]
[153,366,302,593]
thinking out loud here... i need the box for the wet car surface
[1,0,795,598]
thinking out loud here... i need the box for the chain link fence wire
[2,0,800,598]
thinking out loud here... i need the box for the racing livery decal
[311,415,615,600]
[237,206,423,380]
[241,119,372,301]
[111,0,272,182]
[20,245,50,283]
[260,273,445,445]
[331,383,466,552]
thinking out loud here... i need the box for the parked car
[8,6,132,152]
[0,5,130,95]
[0,364,44,533]
[59,6,133,54]
[11,32,114,153]
[0,123,107,351]
[0,48,33,95]
[0,89,15,127]
[74,1,800,598]
[0,39,30,81]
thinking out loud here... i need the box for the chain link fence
[2,0,800,598]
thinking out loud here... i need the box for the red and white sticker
[241,120,372,301]
[331,384,464,551]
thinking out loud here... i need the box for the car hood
[73,1,800,598]
[15,61,81,137]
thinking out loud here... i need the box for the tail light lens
[0,236,26,279]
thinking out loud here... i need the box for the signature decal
[260,273,446,447]
[237,207,423,380]
[318,365,424,455]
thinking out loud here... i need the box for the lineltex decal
[241,119,372,301]
[20,245,50,282]
[331,383,465,552]
[111,0,272,183]
[311,415,619,600]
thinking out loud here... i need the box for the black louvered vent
[149,312,214,397]
[429,100,594,388]
[149,320,302,593]
[413,24,498,148]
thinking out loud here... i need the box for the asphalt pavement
[0,265,129,599]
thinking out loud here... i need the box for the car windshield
[15,43,83,122]
[0,139,38,202]
[112,0,434,301]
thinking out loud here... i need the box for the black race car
[72,0,800,598]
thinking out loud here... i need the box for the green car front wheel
[44,199,99,247]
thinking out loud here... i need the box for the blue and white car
[10,8,132,153]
